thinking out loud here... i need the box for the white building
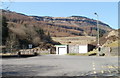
[55,44,96,55]
[79,45,88,53]
[55,45,68,55]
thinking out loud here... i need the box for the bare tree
[6,32,19,54]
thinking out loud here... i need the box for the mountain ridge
[2,9,113,37]
[31,15,111,28]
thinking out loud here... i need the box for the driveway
[1,55,119,76]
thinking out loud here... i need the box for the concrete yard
[1,55,119,76]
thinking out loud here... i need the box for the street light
[94,13,100,56]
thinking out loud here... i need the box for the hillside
[92,29,119,46]
[52,36,96,45]
[2,9,113,37]
[103,29,119,47]
[1,10,61,52]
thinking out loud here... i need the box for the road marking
[101,66,104,68]
[108,66,114,69]
[102,65,118,69]
[113,68,119,73]
[114,66,119,69]
[101,70,104,74]
[93,67,95,70]
[108,70,111,73]
[92,61,97,74]
[93,71,96,74]
[110,66,119,73]
[102,65,118,74]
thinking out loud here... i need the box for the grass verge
[67,50,97,56]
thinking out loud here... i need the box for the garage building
[55,45,68,55]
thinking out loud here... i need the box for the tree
[2,16,8,45]
[46,32,52,42]
[6,32,19,53]
[35,27,45,40]
[99,29,106,38]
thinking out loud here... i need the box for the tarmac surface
[1,54,119,77]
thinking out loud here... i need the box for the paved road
[1,55,119,76]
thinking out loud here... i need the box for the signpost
[28,44,32,49]
[28,44,32,54]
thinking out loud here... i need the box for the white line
[115,66,118,69]
[101,66,104,68]
[93,67,95,70]
[101,70,104,73]
[92,61,96,74]
[108,70,111,73]
[108,66,114,69]
[93,71,96,74]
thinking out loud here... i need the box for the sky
[2,2,118,29]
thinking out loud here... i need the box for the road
[1,55,119,76]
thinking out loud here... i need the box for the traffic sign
[28,44,32,49]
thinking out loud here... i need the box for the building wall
[55,44,95,55]
[68,45,89,53]
[68,45,79,53]
[79,45,88,53]
[56,45,67,55]
[100,47,118,56]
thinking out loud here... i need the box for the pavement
[1,54,119,77]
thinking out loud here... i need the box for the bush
[34,52,38,56]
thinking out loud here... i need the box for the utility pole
[94,13,100,56]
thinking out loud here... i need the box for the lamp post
[94,13,100,56]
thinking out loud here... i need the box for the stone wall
[100,47,118,56]
[110,47,118,56]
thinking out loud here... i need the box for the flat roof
[55,45,67,46]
